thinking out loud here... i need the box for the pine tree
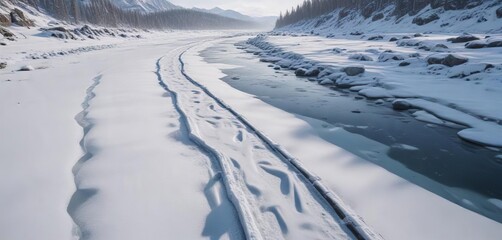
[275,0,479,29]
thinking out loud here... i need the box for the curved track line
[177,44,383,240]
[68,74,103,240]
[155,50,263,240]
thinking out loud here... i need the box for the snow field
[1,30,246,240]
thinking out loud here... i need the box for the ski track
[157,43,357,240]
[23,34,367,240]
[66,38,244,240]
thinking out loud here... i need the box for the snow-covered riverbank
[243,33,502,148]
[183,37,502,240]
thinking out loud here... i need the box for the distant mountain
[111,0,182,13]
[192,7,277,29]
[192,7,252,21]
[0,0,255,30]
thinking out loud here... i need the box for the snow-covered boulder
[389,37,399,42]
[0,26,14,38]
[412,12,439,26]
[336,77,375,88]
[399,61,411,67]
[397,39,422,47]
[426,54,468,67]
[319,78,334,85]
[368,35,383,41]
[430,44,449,52]
[305,67,322,77]
[259,57,281,63]
[276,59,293,68]
[326,72,345,81]
[349,53,373,61]
[487,39,502,48]
[359,87,393,98]
[19,65,34,71]
[342,65,365,76]
[448,63,494,78]
[332,47,345,53]
[295,67,322,77]
[378,52,405,62]
[447,34,480,43]
[295,68,307,76]
[43,27,77,40]
[465,40,486,49]
[317,68,335,78]
[392,99,412,110]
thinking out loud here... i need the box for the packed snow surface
[1,27,355,240]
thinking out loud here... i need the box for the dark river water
[200,37,502,223]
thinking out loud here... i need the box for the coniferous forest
[0,0,253,29]
[275,0,486,28]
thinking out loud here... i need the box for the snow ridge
[178,48,382,240]
[155,55,262,240]
[68,74,103,240]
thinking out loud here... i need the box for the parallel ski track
[156,46,262,240]
[173,41,384,240]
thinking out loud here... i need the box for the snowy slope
[193,7,254,22]
[277,1,502,34]
[192,7,277,29]
[111,0,181,12]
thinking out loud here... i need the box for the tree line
[275,0,482,28]
[3,0,253,29]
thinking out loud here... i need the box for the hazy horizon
[168,0,305,17]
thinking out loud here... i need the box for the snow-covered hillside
[276,1,502,34]
[193,7,253,21]
[111,0,181,12]
[193,7,277,29]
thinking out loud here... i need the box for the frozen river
[201,36,502,223]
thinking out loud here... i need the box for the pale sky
[168,0,305,17]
